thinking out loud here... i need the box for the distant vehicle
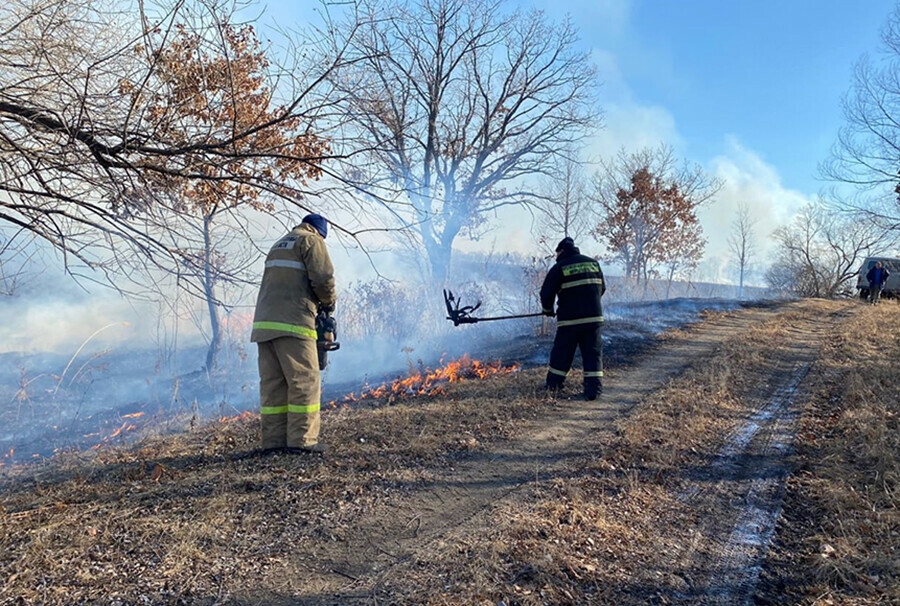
[856,256,900,300]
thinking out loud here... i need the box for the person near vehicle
[540,237,606,400]
[866,261,890,305]
[250,214,336,453]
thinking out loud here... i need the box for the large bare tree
[0,0,347,297]
[592,145,719,288]
[822,4,900,227]
[321,0,597,282]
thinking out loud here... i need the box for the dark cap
[555,237,575,253]
[302,213,328,239]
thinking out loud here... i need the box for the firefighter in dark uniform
[540,237,606,400]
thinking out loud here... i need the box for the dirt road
[1,300,868,605]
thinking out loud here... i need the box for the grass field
[1,299,897,605]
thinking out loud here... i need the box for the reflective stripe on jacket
[540,248,606,325]
[251,223,336,343]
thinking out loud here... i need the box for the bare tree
[766,201,896,298]
[592,145,720,290]
[0,228,39,296]
[320,0,597,282]
[727,201,757,298]
[0,0,348,297]
[822,5,900,228]
[534,148,591,251]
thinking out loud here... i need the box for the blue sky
[591,0,893,194]
[258,0,897,278]
[7,0,897,351]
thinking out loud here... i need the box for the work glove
[542,308,556,317]
[322,315,337,339]
[316,308,337,342]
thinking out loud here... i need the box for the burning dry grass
[327,354,520,406]
[759,302,900,604]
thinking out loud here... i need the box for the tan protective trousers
[257,337,321,449]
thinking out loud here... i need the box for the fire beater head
[444,289,481,326]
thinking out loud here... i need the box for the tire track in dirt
[289,305,786,603]
[668,308,850,605]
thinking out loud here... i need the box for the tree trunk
[203,215,222,371]
[427,241,453,286]
[738,263,745,299]
[420,207,463,286]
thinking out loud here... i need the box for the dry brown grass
[760,301,900,604]
[384,300,848,605]
[615,302,839,472]
[5,300,879,606]
[0,367,554,605]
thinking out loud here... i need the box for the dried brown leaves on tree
[592,146,718,288]
[132,19,330,368]
[0,0,337,293]
[134,22,328,216]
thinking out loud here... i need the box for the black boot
[285,443,327,455]
[584,382,602,401]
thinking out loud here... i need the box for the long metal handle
[471,312,545,322]
[446,312,546,324]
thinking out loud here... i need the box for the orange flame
[219,411,254,423]
[90,419,142,451]
[329,354,519,407]
[108,422,128,439]
[121,412,145,419]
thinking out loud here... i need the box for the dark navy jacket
[867,266,890,287]
[540,247,606,327]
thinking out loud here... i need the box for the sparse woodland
[2,2,900,605]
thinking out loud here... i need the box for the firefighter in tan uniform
[251,214,336,453]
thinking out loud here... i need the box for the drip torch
[316,307,340,369]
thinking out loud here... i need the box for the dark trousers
[869,281,883,304]
[545,323,603,397]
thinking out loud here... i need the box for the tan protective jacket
[250,223,336,343]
